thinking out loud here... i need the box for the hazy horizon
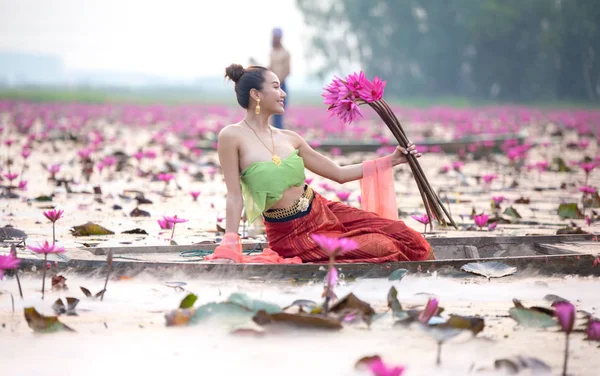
[0,0,332,85]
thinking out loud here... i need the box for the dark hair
[224,64,268,109]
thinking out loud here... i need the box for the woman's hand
[391,141,422,166]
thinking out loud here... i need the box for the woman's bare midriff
[268,185,306,209]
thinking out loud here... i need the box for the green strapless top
[240,149,306,224]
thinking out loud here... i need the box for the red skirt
[263,191,434,263]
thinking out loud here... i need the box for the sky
[0,0,314,80]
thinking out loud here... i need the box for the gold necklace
[243,119,281,166]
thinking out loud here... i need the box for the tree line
[297,0,600,102]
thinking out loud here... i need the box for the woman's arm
[290,131,420,184]
[217,126,244,234]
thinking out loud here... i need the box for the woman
[208,64,433,263]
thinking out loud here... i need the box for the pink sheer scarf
[360,155,398,220]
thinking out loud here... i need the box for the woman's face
[257,71,286,115]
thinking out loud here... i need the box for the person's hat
[272,28,283,37]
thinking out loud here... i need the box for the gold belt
[263,186,314,219]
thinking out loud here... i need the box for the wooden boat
[8,234,600,279]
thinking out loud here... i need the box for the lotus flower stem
[52,223,56,245]
[380,101,456,229]
[436,341,442,366]
[562,333,569,376]
[10,245,23,299]
[41,253,47,300]
[100,250,113,301]
[170,224,176,243]
[370,101,454,230]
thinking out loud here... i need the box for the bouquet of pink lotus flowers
[323,72,456,229]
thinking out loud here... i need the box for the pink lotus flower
[331,99,363,124]
[0,254,20,280]
[304,177,313,185]
[163,215,188,243]
[580,162,596,174]
[144,150,157,159]
[488,222,498,231]
[157,219,173,230]
[164,215,188,224]
[535,161,549,171]
[48,164,61,174]
[482,174,498,184]
[3,172,18,182]
[28,241,65,255]
[553,301,575,334]
[21,148,32,159]
[587,317,600,341]
[451,161,464,171]
[43,209,64,223]
[102,156,117,166]
[190,191,201,201]
[474,214,489,229]
[157,173,174,182]
[77,148,92,159]
[357,76,387,103]
[367,358,405,376]
[418,298,439,324]
[28,240,64,300]
[586,216,592,226]
[330,147,342,156]
[4,139,14,147]
[579,186,596,194]
[18,180,27,191]
[133,151,145,161]
[492,196,505,206]
[412,214,430,225]
[310,234,359,258]
[336,191,351,201]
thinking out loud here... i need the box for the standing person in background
[269,27,290,129]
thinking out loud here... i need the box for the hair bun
[225,63,245,83]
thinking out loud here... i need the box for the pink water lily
[367,358,405,376]
[164,215,188,243]
[43,209,64,223]
[552,300,576,376]
[474,214,489,230]
[164,215,188,224]
[0,254,20,280]
[310,233,359,258]
[28,240,65,300]
[18,180,27,191]
[47,164,61,174]
[157,173,174,182]
[412,214,430,225]
[579,186,596,194]
[482,174,498,184]
[3,172,18,182]
[190,191,201,201]
[580,162,596,174]
[357,76,387,103]
[28,241,65,255]
[488,222,498,231]
[492,196,505,206]
[157,218,173,230]
[587,317,600,341]
[336,191,351,201]
[21,148,32,159]
[553,301,575,334]
[418,298,439,324]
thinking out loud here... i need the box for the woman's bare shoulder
[218,123,244,140]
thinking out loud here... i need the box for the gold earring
[255,98,261,115]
